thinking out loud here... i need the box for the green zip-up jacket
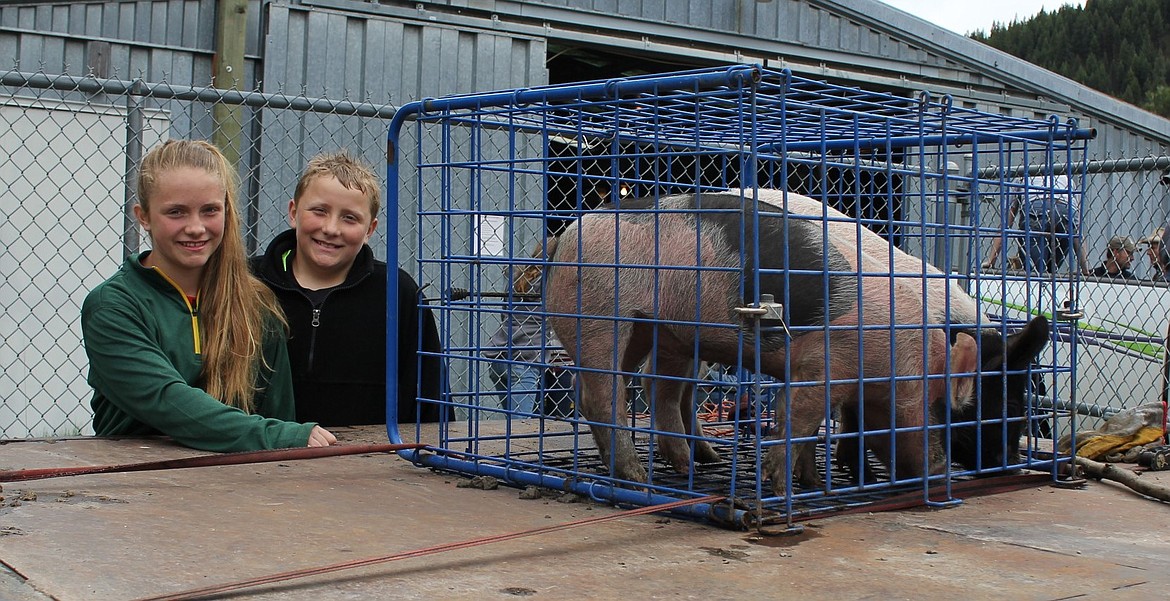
[81,252,316,452]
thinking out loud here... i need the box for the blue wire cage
[385,65,1092,530]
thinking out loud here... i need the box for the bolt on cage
[384,65,1092,530]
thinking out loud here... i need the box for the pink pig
[545,189,1047,496]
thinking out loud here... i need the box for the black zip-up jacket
[252,229,446,426]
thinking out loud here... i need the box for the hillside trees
[971,0,1170,118]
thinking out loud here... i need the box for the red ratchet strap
[0,443,424,483]
[134,494,726,601]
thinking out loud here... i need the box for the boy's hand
[307,425,337,447]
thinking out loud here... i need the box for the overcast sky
[878,1,1086,36]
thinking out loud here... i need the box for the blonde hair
[293,149,381,218]
[137,139,285,413]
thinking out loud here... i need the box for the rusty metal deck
[1,426,1167,600]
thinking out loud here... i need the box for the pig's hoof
[661,453,693,475]
[615,461,648,484]
[796,470,822,489]
[762,451,790,497]
[693,441,722,464]
[793,448,822,489]
[768,473,789,498]
[658,440,696,474]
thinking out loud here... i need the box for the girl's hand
[307,425,337,447]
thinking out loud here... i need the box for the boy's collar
[280,249,294,272]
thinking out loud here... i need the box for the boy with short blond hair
[253,150,444,426]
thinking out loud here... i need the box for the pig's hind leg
[646,353,721,474]
[761,348,834,497]
[834,403,883,485]
[761,398,825,496]
[574,319,653,483]
[680,367,722,466]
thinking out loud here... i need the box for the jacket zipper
[308,307,321,368]
[190,301,201,355]
[273,247,372,372]
[151,267,201,355]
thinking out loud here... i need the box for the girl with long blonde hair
[81,139,335,451]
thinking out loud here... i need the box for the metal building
[3,0,1168,247]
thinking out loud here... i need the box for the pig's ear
[948,332,979,409]
[1005,315,1050,370]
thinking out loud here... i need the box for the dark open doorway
[541,43,905,243]
[546,42,713,85]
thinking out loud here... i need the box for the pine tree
[972,0,1170,118]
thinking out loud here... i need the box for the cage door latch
[735,294,791,337]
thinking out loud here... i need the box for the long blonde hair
[137,139,285,412]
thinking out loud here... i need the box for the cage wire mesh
[387,65,1102,529]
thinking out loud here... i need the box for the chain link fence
[2,67,1167,439]
[1,69,400,438]
[973,155,1170,431]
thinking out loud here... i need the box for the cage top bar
[418,64,761,114]
[393,65,1093,153]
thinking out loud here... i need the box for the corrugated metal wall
[262,2,545,104]
[1,0,1166,252]
[0,0,226,83]
[255,2,545,258]
[0,0,547,260]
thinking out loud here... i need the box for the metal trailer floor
[1,425,1167,601]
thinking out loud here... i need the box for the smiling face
[134,166,227,294]
[287,174,378,290]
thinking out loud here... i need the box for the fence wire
[1,69,399,438]
[0,68,1167,439]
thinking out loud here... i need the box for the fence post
[244,109,264,254]
[212,0,247,168]
[123,91,144,258]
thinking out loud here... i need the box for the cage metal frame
[383,65,1092,530]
